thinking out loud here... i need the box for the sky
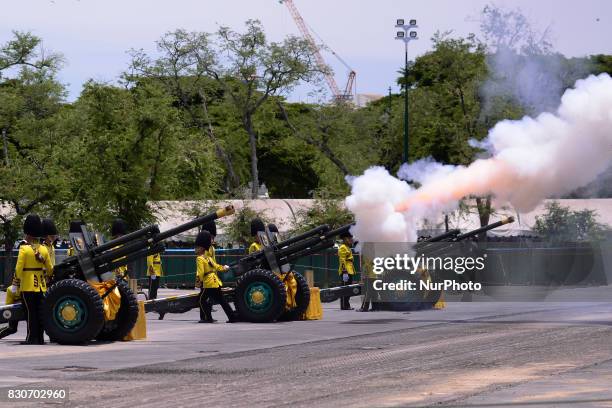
[3,0,612,102]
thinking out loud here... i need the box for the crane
[280,0,356,102]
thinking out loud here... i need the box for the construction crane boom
[280,0,355,101]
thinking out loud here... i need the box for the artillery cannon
[145,223,354,323]
[375,216,516,310]
[0,205,235,344]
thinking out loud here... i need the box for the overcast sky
[4,0,612,101]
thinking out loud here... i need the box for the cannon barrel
[414,217,514,255]
[93,225,159,253]
[455,216,514,241]
[99,243,166,275]
[275,224,330,248]
[231,223,353,275]
[155,205,235,242]
[426,229,461,243]
[93,205,235,269]
[274,223,352,261]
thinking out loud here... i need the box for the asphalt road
[2,289,612,407]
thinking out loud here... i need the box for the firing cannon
[0,206,235,344]
[377,216,516,310]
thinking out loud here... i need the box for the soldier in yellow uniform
[195,230,236,323]
[248,218,265,254]
[199,221,218,318]
[111,218,129,279]
[338,231,355,310]
[14,215,53,344]
[146,252,163,300]
[41,218,58,283]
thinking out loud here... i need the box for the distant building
[355,93,384,107]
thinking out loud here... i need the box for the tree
[56,81,221,232]
[534,201,609,242]
[0,31,65,279]
[209,20,324,198]
[289,199,353,235]
[224,203,274,247]
[126,30,240,193]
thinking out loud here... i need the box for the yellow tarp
[91,281,121,321]
[276,272,298,310]
[302,287,323,320]
[124,301,147,341]
[433,291,446,310]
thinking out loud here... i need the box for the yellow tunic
[146,253,163,276]
[43,242,55,280]
[196,254,225,289]
[248,242,262,254]
[15,242,53,293]
[338,243,355,275]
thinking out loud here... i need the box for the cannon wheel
[279,271,311,321]
[41,279,105,345]
[96,280,139,341]
[235,269,287,323]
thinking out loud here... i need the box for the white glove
[150,275,157,280]
[8,285,17,294]
[342,273,349,283]
[223,265,230,271]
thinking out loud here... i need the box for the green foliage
[56,81,222,232]
[534,201,609,242]
[223,204,275,247]
[289,199,353,235]
[396,33,489,167]
[0,31,66,253]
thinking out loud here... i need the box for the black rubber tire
[41,279,105,345]
[96,281,139,342]
[235,269,287,323]
[279,271,311,321]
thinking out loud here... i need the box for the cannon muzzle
[455,216,514,241]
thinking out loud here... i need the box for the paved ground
[2,289,612,407]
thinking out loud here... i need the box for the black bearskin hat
[202,221,217,237]
[23,214,43,237]
[339,230,353,239]
[111,218,128,237]
[268,223,279,233]
[69,220,85,234]
[250,218,265,236]
[195,230,212,249]
[42,218,58,236]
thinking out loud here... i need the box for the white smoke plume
[346,74,612,243]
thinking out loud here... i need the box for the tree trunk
[198,91,239,192]
[244,114,259,199]
[475,196,492,241]
[2,220,17,286]
[276,101,350,176]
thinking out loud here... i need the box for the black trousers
[22,291,44,344]
[199,288,234,321]
[339,274,353,309]
[148,276,160,300]
[360,277,381,311]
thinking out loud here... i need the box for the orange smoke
[395,158,515,213]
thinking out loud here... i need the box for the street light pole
[404,41,409,163]
[395,19,418,164]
